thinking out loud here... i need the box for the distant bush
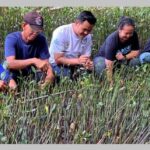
[0,7,150,57]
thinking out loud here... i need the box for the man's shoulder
[6,31,20,38]
[105,31,119,47]
[107,31,118,40]
[53,24,71,34]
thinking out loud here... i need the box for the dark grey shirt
[97,30,140,61]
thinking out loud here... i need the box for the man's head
[22,11,43,42]
[118,16,135,42]
[73,11,97,38]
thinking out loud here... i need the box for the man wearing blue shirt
[4,11,54,89]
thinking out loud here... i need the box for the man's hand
[39,65,55,89]
[0,80,7,91]
[78,55,89,65]
[84,59,93,70]
[44,66,55,83]
[116,52,125,61]
[33,58,49,72]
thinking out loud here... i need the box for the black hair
[76,10,97,25]
[118,16,135,30]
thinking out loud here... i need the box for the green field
[0,7,149,144]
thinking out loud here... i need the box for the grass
[0,64,149,144]
[0,7,149,144]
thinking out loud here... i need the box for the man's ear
[75,20,81,25]
[21,22,27,30]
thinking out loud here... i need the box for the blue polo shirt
[4,31,50,78]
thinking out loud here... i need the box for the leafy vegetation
[0,7,149,144]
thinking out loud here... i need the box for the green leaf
[51,104,57,113]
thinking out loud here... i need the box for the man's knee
[51,64,71,78]
[139,52,150,64]
[93,56,106,75]
[129,58,141,67]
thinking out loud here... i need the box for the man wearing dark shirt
[94,17,140,85]
[4,11,54,89]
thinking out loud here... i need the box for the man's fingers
[42,63,50,72]
[0,84,7,91]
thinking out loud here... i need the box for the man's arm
[39,59,55,89]
[54,53,89,66]
[44,60,55,83]
[6,56,35,69]
[116,50,140,61]
[125,50,139,59]
[7,56,55,88]
[6,56,49,72]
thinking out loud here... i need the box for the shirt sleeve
[38,35,50,59]
[4,34,16,58]
[105,36,117,61]
[49,28,66,54]
[131,32,140,50]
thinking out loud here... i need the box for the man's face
[22,23,42,42]
[119,25,134,42]
[75,20,94,38]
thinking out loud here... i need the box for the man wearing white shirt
[49,11,96,80]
